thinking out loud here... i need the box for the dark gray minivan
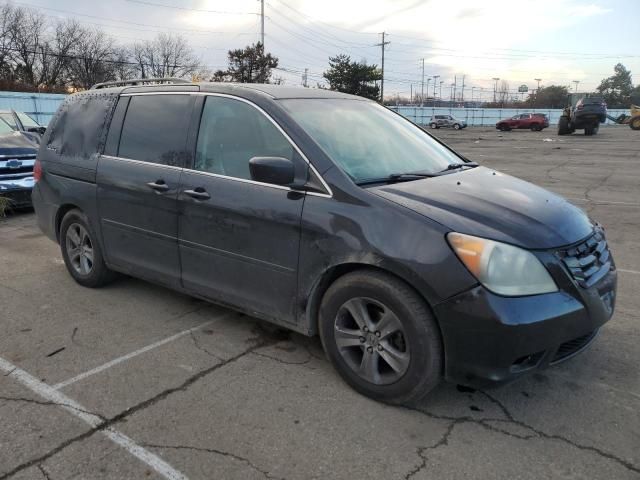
[33,80,617,405]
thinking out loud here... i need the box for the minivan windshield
[279,99,463,184]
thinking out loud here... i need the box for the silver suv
[429,115,466,130]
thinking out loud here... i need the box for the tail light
[33,158,42,182]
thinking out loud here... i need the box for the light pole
[433,75,439,99]
[492,77,500,103]
[426,78,431,103]
[572,80,580,92]
[534,78,542,107]
[439,81,443,103]
[471,86,476,103]
[450,83,455,103]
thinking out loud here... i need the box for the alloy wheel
[334,297,410,385]
[65,223,94,275]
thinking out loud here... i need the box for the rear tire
[530,124,541,131]
[453,123,460,130]
[60,209,117,288]
[585,125,595,136]
[430,122,438,129]
[630,117,640,130]
[558,116,570,135]
[319,270,442,406]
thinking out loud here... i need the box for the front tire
[60,209,117,288]
[630,117,640,130]
[430,123,438,129]
[558,116,570,135]
[319,270,442,406]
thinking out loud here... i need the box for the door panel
[178,95,307,323]
[97,157,183,287]
[179,172,304,320]
[97,93,194,288]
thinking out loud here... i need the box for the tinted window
[195,96,294,180]
[119,95,192,166]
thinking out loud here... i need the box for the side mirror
[249,156,295,186]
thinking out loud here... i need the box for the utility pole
[460,75,466,103]
[492,77,500,103]
[439,81,443,102]
[453,76,457,103]
[420,58,425,107]
[302,68,308,87]
[376,32,390,103]
[410,84,413,104]
[260,0,265,49]
[572,80,580,92]
[432,75,439,106]
[450,83,455,102]
[534,78,542,108]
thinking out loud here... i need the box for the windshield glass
[279,99,462,183]
[0,118,13,135]
[16,112,39,127]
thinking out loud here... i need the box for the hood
[0,131,39,153]
[371,166,593,249]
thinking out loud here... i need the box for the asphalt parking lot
[1,126,639,480]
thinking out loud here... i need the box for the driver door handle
[184,188,211,200]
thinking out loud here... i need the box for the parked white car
[429,115,467,130]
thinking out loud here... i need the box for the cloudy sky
[16,0,640,100]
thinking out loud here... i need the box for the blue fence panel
[0,91,67,125]
[390,106,627,127]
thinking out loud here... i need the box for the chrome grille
[558,229,612,288]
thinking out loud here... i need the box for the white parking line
[53,315,226,390]
[619,269,640,275]
[0,356,188,480]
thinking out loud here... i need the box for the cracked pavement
[1,126,639,479]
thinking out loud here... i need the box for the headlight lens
[447,232,557,296]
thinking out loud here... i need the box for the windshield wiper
[441,162,478,172]
[356,172,438,186]
[355,162,479,186]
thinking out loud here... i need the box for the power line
[125,0,259,15]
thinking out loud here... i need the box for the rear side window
[118,95,192,166]
[46,93,118,159]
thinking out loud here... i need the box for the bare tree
[69,28,117,89]
[10,7,47,87]
[132,33,200,79]
[38,19,85,87]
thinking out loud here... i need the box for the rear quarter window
[47,92,118,159]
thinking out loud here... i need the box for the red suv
[496,113,549,131]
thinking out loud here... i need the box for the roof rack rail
[91,77,191,90]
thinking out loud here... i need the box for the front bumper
[433,266,616,388]
[0,177,34,208]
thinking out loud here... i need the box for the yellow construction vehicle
[607,94,640,130]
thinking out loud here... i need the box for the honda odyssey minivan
[32,80,617,405]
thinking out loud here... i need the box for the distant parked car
[429,115,467,130]
[0,109,46,143]
[0,117,39,208]
[496,113,549,131]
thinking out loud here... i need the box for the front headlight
[447,232,557,296]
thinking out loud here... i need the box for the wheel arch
[55,203,82,242]
[303,262,442,339]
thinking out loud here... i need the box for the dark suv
[33,80,617,405]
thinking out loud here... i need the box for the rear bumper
[433,267,617,388]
